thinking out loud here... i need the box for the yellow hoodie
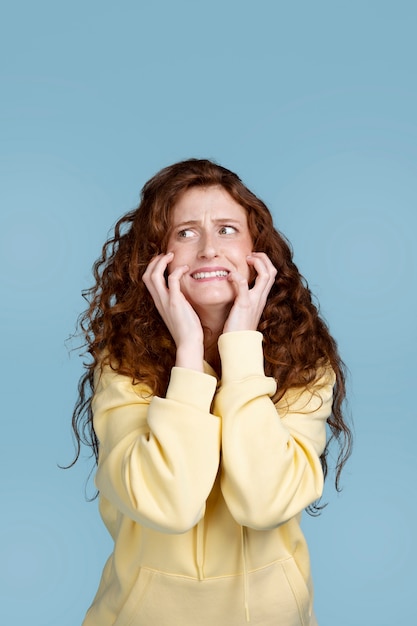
[82,331,335,626]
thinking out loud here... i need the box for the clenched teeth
[192,270,229,280]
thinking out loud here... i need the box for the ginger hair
[69,158,352,502]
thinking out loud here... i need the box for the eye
[218,225,237,235]
[177,228,196,239]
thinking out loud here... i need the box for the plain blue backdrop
[1,1,416,624]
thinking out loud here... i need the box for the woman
[71,158,352,625]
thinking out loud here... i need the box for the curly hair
[69,158,352,503]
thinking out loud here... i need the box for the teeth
[192,270,229,280]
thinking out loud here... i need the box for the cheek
[165,242,179,275]
[166,240,194,273]
[238,243,253,276]
[165,250,187,276]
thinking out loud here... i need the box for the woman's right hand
[142,252,205,371]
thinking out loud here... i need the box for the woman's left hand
[223,252,277,333]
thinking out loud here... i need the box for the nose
[198,232,218,259]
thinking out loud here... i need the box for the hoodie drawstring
[196,519,250,621]
[240,525,250,622]
[196,518,205,580]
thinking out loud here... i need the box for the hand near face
[222,252,277,334]
[143,187,277,370]
[142,253,205,371]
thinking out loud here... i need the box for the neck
[203,329,222,376]
[196,304,231,376]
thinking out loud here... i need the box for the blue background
[1,1,416,624]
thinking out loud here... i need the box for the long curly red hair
[70,158,352,500]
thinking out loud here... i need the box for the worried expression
[166,186,253,314]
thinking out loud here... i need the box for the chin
[195,287,234,302]
[192,297,233,309]
[186,291,233,311]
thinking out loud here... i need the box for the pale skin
[142,186,277,375]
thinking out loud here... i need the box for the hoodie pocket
[112,561,312,626]
[112,568,155,626]
[280,557,312,625]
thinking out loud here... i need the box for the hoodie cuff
[218,331,266,383]
[166,367,217,410]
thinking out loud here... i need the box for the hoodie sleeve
[93,365,221,534]
[215,331,334,530]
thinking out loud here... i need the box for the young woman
[71,158,352,626]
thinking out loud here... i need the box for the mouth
[191,270,230,280]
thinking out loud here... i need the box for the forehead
[171,185,248,223]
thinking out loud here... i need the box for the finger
[246,253,277,290]
[143,252,173,289]
[151,252,174,279]
[142,253,163,283]
[166,264,190,295]
[142,254,174,311]
[227,271,251,303]
[248,252,276,276]
[167,263,189,280]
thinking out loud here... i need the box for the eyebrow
[172,218,243,229]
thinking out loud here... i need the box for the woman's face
[166,186,253,316]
